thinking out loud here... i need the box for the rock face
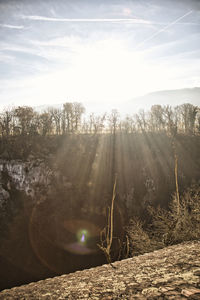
[0,158,124,291]
[0,240,200,299]
[0,159,55,200]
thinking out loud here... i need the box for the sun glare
[31,38,172,108]
[42,39,147,105]
[10,36,192,112]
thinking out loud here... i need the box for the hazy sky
[0,0,200,111]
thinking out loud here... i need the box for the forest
[0,102,200,290]
[0,102,199,139]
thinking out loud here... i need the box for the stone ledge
[0,240,200,299]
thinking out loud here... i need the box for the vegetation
[148,183,200,245]
[123,183,200,259]
[0,102,199,138]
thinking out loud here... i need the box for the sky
[0,0,200,113]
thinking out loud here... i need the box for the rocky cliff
[0,158,59,200]
[0,158,123,291]
[0,240,199,299]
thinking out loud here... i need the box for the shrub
[148,183,200,245]
[125,218,154,256]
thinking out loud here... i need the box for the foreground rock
[0,241,200,299]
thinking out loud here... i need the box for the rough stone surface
[0,241,200,299]
[0,159,54,198]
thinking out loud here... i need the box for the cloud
[1,43,43,58]
[0,23,24,29]
[21,15,153,25]
[21,15,200,27]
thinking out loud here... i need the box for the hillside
[0,241,199,299]
[33,87,200,114]
[128,87,200,112]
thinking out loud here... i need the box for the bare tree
[0,107,14,137]
[97,175,117,267]
[135,109,148,132]
[39,111,53,136]
[121,115,136,133]
[88,113,106,134]
[73,102,85,132]
[49,108,62,135]
[179,103,198,134]
[150,105,165,132]
[163,105,177,137]
[62,102,85,133]
[108,109,119,134]
[14,106,35,135]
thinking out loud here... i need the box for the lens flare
[81,233,85,242]
[77,229,88,244]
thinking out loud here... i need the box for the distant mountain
[128,87,200,112]
[34,87,200,115]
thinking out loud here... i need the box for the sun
[71,39,147,100]
[18,38,171,111]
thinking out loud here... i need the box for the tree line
[0,102,199,137]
